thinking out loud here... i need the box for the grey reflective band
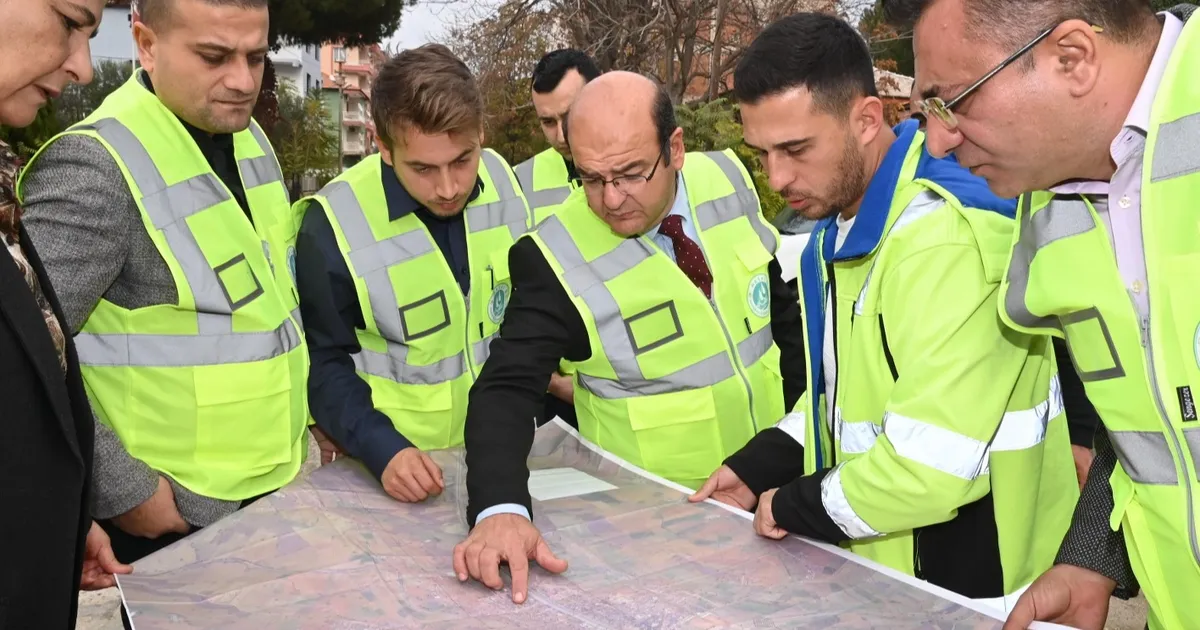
[319,180,416,343]
[1151,112,1200,183]
[239,155,282,190]
[515,153,571,209]
[75,318,301,367]
[579,351,735,399]
[538,216,648,381]
[317,155,524,386]
[537,214,739,399]
[527,187,571,210]
[1004,194,1096,331]
[695,151,778,254]
[73,117,297,367]
[468,151,529,239]
[736,325,773,370]
[473,334,497,366]
[1110,427,1200,485]
[514,159,535,194]
[352,346,467,385]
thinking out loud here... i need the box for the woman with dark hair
[0,1,131,627]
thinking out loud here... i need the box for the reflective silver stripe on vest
[1151,112,1200,182]
[73,117,301,366]
[351,346,466,385]
[1110,430,1181,485]
[694,151,778,254]
[514,159,571,211]
[474,334,497,366]
[736,325,773,370]
[76,314,301,367]
[514,158,535,194]
[468,151,530,239]
[1004,194,1096,331]
[239,123,285,190]
[322,152,524,385]
[537,214,738,399]
[319,180,466,384]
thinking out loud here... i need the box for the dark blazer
[464,237,807,525]
[0,224,94,629]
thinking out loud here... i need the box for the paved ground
[75,438,1150,630]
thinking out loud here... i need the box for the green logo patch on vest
[489,282,511,324]
[747,273,770,318]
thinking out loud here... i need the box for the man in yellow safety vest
[886,0,1200,627]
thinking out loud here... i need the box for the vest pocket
[625,387,721,489]
[194,359,296,469]
[1062,308,1125,382]
[373,380,457,450]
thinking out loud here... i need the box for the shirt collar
[380,158,484,222]
[650,171,689,236]
[1125,12,1183,134]
[1050,12,1183,194]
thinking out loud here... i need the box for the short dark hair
[370,44,483,149]
[651,82,675,156]
[531,49,601,94]
[733,12,878,117]
[881,0,1156,50]
[138,0,268,29]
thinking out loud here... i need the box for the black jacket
[0,225,94,629]
[464,237,807,524]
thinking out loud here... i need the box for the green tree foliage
[269,80,340,198]
[675,99,786,222]
[444,4,560,166]
[56,60,134,129]
[859,0,914,77]
[0,101,62,162]
[267,0,410,47]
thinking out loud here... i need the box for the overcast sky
[387,1,500,49]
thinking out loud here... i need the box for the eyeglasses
[579,150,666,196]
[915,23,1103,130]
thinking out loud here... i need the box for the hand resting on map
[453,513,568,604]
[382,447,445,502]
[688,464,757,511]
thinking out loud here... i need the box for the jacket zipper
[464,290,477,381]
[827,260,840,469]
[688,232,759,432]
[1136,306,1200,568]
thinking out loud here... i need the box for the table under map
[117,420,1013,629]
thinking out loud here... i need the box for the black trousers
[107,492,270,629]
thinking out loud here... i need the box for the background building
[93,0,136,66]
[271,44,323,95]
[321,43,386,171]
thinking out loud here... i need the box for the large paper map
[118,420,1014,629]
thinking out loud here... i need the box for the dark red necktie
[658,214,713,299]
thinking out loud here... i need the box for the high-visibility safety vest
[17,72,310,502]
[791,121,1077,603]
[998,14,1200,629]
[514,147,579,225]
[523,149,783,489]
[300,152,530,450]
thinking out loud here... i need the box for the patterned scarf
[0,140,67,374]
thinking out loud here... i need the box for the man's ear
[1047,20,1102,98]
[132,21,157,73]
[853,96,886,147]
[669,127,685,170]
